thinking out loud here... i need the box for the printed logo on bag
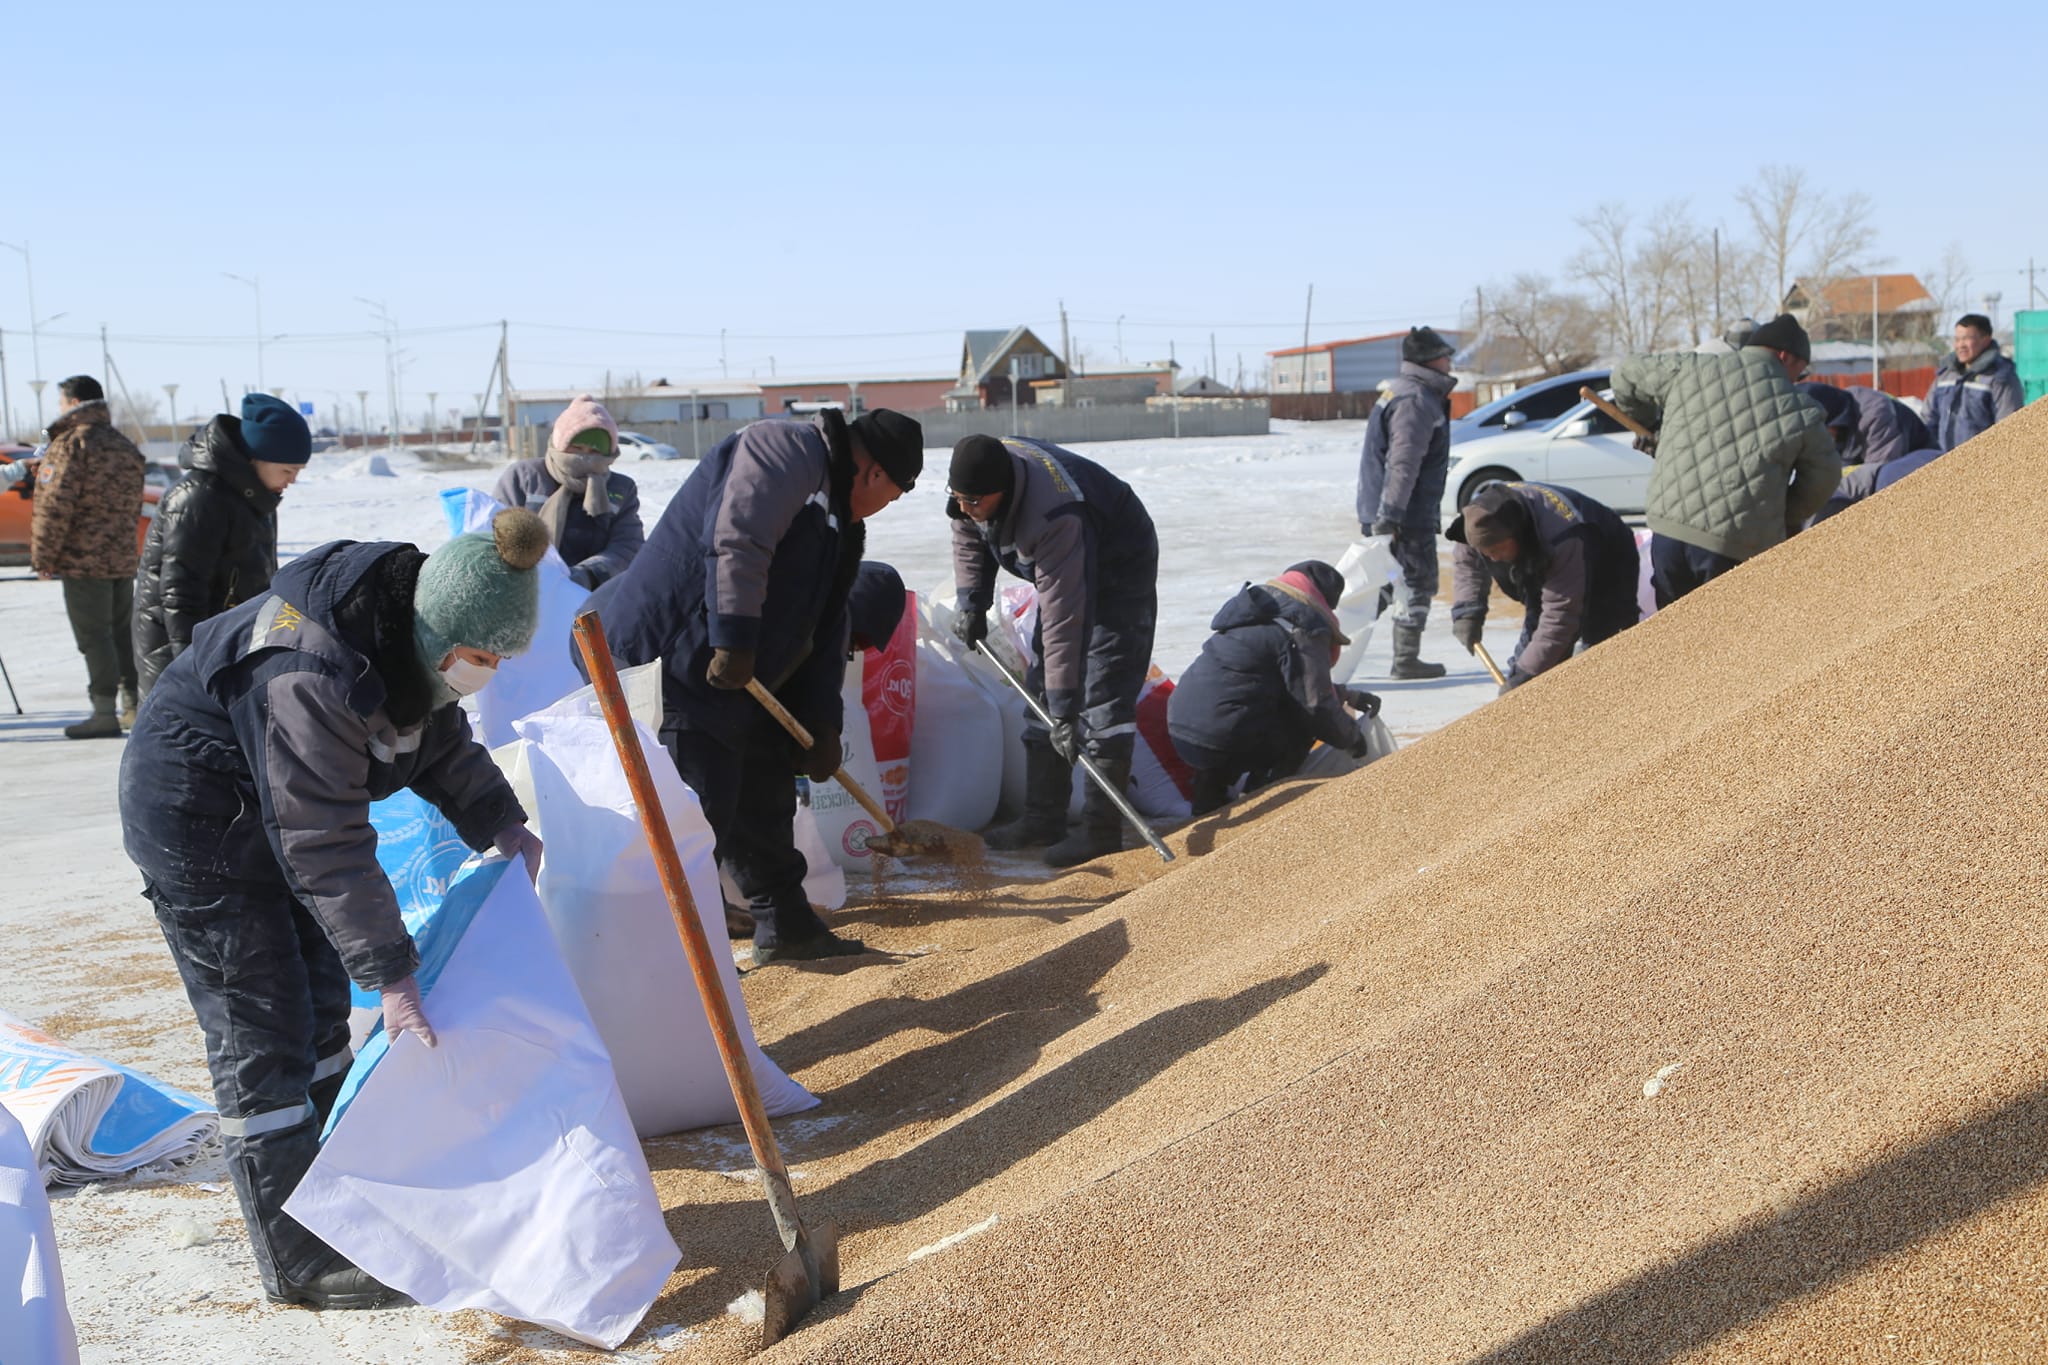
[842,821,878,857]
[876,656,914,716]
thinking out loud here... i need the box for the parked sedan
[1451,368,1609,445]
[1438,393,1650,524]
[618,430,681,461]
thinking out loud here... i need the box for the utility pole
[0,241,43,430]
[1009,357,1020,436]
[356,390,370,449]
[720,328,728,379]
[1170,340,1180,438]
[689,388,701,460]
[1059,300,1071,398]
[1209,331,1217,385]
[222,273,264,392]
[425,391,438,447]
[1713,228,1723,337]
[1299,284,1314,394]
[1871,275,1881,389]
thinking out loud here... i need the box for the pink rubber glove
[380,975,437,1048]
[493,823,543,883]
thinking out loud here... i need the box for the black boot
[1388,624,1446,680]
[269,1264,411,1311]
[750,896,865,968]
[985,741,1070,850]
[1045,756,1131,868]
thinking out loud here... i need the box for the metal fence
[508,398,1270,463]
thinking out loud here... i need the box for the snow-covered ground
[0,420,1521,1362]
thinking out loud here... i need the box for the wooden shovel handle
[570,611,807,1245]
[743,677,898,835]
[1472,640,1509,688]
[1578,385,1652,441]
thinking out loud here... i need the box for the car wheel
[1457,466,1519,509]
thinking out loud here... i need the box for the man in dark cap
[1447,481,1639,691]
[589,407,923,964]
[33,375,149,736]
[948,433,1158,866]
[1167,560,1383,814]
[1358,325,1459,679]
[1611,312,1838,606]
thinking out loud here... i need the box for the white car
[1439,392,1650,523]
[618,430,682,461]
[1450,368,1609,446]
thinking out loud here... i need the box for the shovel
[1472,640,1509,688]
[1578,385,1653,442]
[572,611,839,1349]
[973,640,1175,864]
[741,677,961,860]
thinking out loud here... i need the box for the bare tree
[1736,164,1877,317]
[1570,203,1639,351]
[1921,243,1972,334]
[1570,200,1706,352]
[1736,164,1810,309]
[1483,274,1601,376]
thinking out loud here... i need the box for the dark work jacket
[1448,481,1638,682]
[588,414,862,745]
[948,437,1158,718]
[488,459,644,589]
[133,416,281,692]
[1923,344,2024,452]
[1843,387,1933,467]
[121,540,524,990]
[1167,582,1360,765]
[1357,362,1456,531]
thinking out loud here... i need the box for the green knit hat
[412,509,550,671]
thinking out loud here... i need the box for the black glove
[706,646,756,690]
[1369,519,1399,539]
[798,729,841,784]
[1631,429,1659,457]
[1342,687,1381,718]
[1047,716,1082,765]
[1347,729,1373,759]
[1451,616,1484,652]
[954,610,988,648]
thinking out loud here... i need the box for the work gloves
[1631,429,1659,457]
[1451,617,1484,652]
[1347,730,1373,759]
[706,646,756,690]
[1369,519,1399,539]
[380,975,436,1049]
[953,610,989,648]
[1342,687,1381,718]
[492,824,544,883]
[798,730,842,784]
[1047,716,1082,766]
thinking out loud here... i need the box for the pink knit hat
[549,394,620,455]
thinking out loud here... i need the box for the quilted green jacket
[1611,347,1840,561]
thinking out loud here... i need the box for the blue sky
[3,0,2041,435]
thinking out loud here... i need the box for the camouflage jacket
[31,401,145,579]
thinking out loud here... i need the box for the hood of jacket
[1939,340,2008,378]
[268,539,437,726]
[1209,581,1333,638]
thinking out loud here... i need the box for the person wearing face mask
[490,395,644,589]
[134,394,311,701]
[586,406,923,965]
[119,509,549,1312]
[1166,560,1383,816]
[1446,480,1640,692]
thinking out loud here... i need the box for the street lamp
[425,391,438,447]
[222,273,264,392]
[1116,315,1126,365]
[355,297,399,451]
[163,384,179,448]
[0,240,42,427]
[356,389,370,448]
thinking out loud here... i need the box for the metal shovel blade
[761,1218,841,1348]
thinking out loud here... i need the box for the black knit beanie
[1747,313,1812,363]
[849,409,924,490]
[948,434,1015,498]
[1284,560,1347,610]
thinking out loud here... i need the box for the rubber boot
[985,742,1070,850]
[119,685,139,730]
[64,697,123,740]
[1045,756,1130,868]
[1387,624,1446,680]
[750,894,865,968]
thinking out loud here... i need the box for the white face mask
[440,657,497,696]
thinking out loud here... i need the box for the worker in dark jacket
[1842,385,1932,467]
[1358,326,1459,679]
[590,408,923,964]
[489,394,644,589]
[1167,560,1382,815]
[120,510,550,1312]
[133,395,309,697]
[1447,480,1639,691]
[948,434,1159,867]
[1923,313,2024,451]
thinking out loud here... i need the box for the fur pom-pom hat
[412,508,549,670]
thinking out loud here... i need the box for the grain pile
[585,405,2048,1364]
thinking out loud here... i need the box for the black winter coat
[1166,582,1360,769]
[133,417,280,693]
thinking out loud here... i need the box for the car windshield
[1461,372,1608,428]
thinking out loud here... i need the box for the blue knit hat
[239,393,313,465]
[412,509,549,671]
